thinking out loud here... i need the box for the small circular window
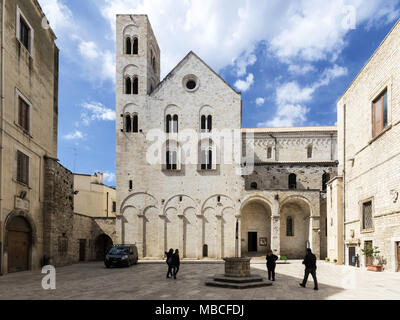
[186,80,196,90]
[183,74,199,92]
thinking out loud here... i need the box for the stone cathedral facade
[115,15,338,260]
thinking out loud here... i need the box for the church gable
[151,51,240,99]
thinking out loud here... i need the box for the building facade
[328,19,400,272]
[74,172,117,218]
[0,0,59,274]
[116,15,337,260]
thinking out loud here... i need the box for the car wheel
[105,262,111,268]
[134,258,138,265]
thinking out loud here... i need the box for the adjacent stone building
[74,172,117,218]
[115,14,337,260]
[328,18,400,272]
[0,0,59,274]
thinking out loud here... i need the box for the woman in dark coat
[266,250,278,281]
[165,248,174,278]
[171,249,180,279]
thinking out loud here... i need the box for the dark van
[105,244,138,268]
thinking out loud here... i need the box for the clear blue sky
[38,0,400,187]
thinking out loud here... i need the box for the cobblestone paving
[0,261,399,300]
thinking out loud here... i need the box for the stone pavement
[0,260,399,300]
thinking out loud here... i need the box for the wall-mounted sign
[259,237,268,247]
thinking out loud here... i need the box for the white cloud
[234,73,254,92]
[103,172,116,184]
[63,130,84,140]
[40,0,400,85]
[288,64,316,75]
[38,0,73,32]
[234,50,257,77]
[80,102,116,126]
[78,41,100,60]
[256,97,265,106]
[260,64,348,127]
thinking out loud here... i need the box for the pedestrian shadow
[247,265,347,300]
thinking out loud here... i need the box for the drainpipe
[342,104,347,265]
[0,0,5,276]
[106,192,109,218]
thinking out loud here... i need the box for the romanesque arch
[4,210,37,273]
[240,196,272,256]
[279,196,311,259]
[163,195,198,258]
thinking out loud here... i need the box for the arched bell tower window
[288,173,297,190]
[132,115,138,133]
[133,37,138,54]
[166,114,172,133]
[125,77,132,94]
[125,114,132,132]
[132,77,138,95]
[126,37,132,55]
[172,115,178,133]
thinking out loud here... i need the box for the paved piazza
[0,260,399,300]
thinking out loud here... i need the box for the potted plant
[361,246,382,272]
[280,256,288,264]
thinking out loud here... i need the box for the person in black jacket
[165,248,174,278]
[171,249,180,279]
[266,250,278,281]
[299,248,318,290]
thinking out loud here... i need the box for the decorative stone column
[310,216,321,259]
[196,213,204,260]
[137,212,145,258]
[270,202,280,255]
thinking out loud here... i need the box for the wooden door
[397,243,400,272]
[349,247,356,266]
[8,231,29,273]
[79,239,86,262]
[248,232,257,252]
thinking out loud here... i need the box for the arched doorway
[241,199,271,257]
[95,234,113,261]
[280,198,311,259]
[6,216,32,273]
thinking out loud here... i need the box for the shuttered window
[17,151,29,185]
[18,96,30,132]
[19,17,30,51]
[372,89,388,137]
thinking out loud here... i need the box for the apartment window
[372,89,388,137]
[18,96,30,132]
[286,216,294,236]
[19,16,30,51]
[17,150,29,185]
[362,201,373,231]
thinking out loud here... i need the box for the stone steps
[212,274,266,283]
[205,276,273,289]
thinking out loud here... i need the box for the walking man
[299,248,319,290]
[165,248,174,278]
[266,250,278,281]
[171,249,180,279]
